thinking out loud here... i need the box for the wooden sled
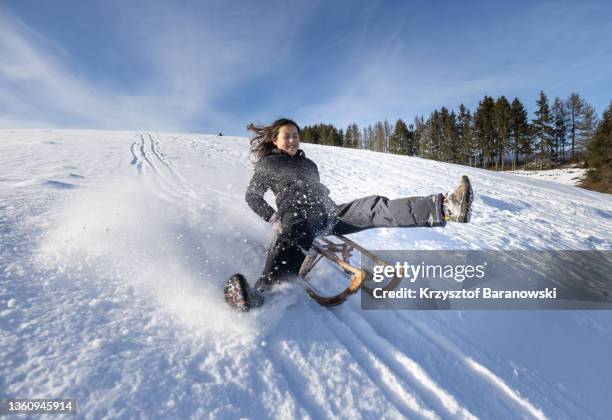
[298,235,402,307]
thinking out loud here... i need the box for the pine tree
[344,125,352,148]
[344,123,360,149]
[325,124,334,146]
[314,124,323,145]
[353,123,362,149]
[413,116,426,157]
[367,125,374,151]
[314,124,340,146]
[584,101,612,193]
[474,96,496,168]
[430,110,443,161]
[509,98,530,169]
[337,128,345,147]
[578,103,598,156]
[389,119,411,155]
[424,113,434,159]
[532,91,554,169]
[437,108,449,161]
[552,97,568,163]
[374,122,385,153]
[566,93,585,161]
[495,96,512,170]
[458,104,476,166]
[383,119,391,153]
[300,125,318,144]
[445,110,460,163]
[323,124,341,147]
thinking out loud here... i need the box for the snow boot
[443,175,473,223]
[224,273,265,312]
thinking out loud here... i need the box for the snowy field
[1,129,612,419]
[507,166,587,187]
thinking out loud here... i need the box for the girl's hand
[269,213,282,235]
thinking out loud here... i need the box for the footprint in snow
[44,180,79,189]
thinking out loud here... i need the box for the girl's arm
[245,165,275,222]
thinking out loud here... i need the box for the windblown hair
[247,118,300,160]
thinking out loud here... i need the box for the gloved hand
[269,212,282,235]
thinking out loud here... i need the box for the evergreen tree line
[300,91,601,171]
[584,101,612,193]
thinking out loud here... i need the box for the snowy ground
[507,166,587,187]
[1,129,612,419]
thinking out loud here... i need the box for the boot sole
[224,274,251,312]
[459,175,473,223]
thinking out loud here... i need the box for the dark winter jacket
[245,149,336,222]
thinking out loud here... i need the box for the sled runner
[298,235,402,307]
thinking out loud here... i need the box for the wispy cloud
[294,31,520,128]
[0,10,170,130]
[1,1,610,133]
[0,2,317,132]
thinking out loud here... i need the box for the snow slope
[1,129,612,419]
[507,167,587,187]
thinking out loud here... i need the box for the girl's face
[273,124,300,156]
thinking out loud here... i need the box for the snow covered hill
[1,129,612,419]
[507,166,587,187]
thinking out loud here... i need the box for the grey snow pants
[254,194,445,290]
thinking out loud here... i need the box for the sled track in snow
[318,299,550,419]
[130,133,179,199]
[265,342,332,420]
[148,133,201,195]
[129,132,203,202]
[284,283,548,419]
[311,304,440,419]
[391,310,549,419]
[301,299,472,419]
[335,305,478,420]
[129,141,141,170]
[265,300,436,419]
[132,132,248,203]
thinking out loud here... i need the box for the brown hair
[247,118,300,160]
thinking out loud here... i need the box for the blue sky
[1,0,611,135]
